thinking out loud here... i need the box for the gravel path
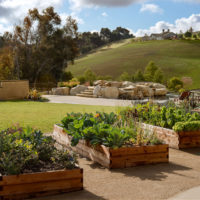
[43,95,168,107]
[34,148,200,200]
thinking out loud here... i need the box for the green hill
[68,40,200,89]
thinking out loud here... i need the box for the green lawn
[0,101,115,132]
[68,40,200,89]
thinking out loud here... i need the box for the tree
[5,7,79,85]
[185,31,192,38]
[61,71,73,82]
[154,69,163,83]
[120,72,133,81]
[100,28,112,42]
[84,69,97,85]
[168,77,183,91]
[134,70,144,82]
[144,61,159,81]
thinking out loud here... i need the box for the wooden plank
[109,145,168,157]
[0,169,82,186]
[0,178,83,195]
[2,187,83,200]
[180,136,200,144]
[179,131,200,137]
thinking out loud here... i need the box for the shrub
[168,77,183,91]
[119,72,133,81]
[0,126,77,175]
[134,70,145,82]
[84,69,97,85]
[78,76,86,84]
[173,121,200,132]
[61,71,73,82]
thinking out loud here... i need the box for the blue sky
[0,0,200,36]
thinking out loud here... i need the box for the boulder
[102,87,119,99]
[70,85,87,96]
[152,83,166,89]
[93,85,102,97]
[110,81,122,88]
[122,81,135,88]
[94,80,106,86]
[136,85,154,97]
[52,87,70,95]
[154,88,168,96]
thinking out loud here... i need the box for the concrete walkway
[43,95,168,107]
[169,186,200,200]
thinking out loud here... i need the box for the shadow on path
[112,162,192,181]
[32,189,107,200]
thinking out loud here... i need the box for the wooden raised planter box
[53,125,169,169]
[0,169,83,200]
[140,123,200,149]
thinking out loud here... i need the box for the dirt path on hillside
[33,148,200,200]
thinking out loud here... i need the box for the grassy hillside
[68,40,200,89]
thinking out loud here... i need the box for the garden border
[53,124,169,169]
[0,168,83,200]
[139,122,200,149]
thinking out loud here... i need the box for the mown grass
[0,101,115,132]
[68,40,200,89]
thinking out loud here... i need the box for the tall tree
[5,7,79,84]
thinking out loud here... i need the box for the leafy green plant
[0,126,77,175]
[173,121,200,132]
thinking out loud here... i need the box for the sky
[0,0,200,36]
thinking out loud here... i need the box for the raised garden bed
[53,124,169,169]
[0,126,83,199]
[0,169,83,200]
[140,123,200,149]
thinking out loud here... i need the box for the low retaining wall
[0,80,29,100]
[140,123,200,149]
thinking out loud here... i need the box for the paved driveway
[43,95,168,107]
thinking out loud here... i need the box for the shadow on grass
[112,162,192,181]
[34,189,107,200]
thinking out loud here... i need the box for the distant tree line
[78,27,134,54]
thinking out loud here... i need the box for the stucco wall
[0,80,29,100]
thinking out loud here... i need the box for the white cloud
[134,13,200,36]
[140,4,163,14]
[102,12,108,17]
[0,0,63,34]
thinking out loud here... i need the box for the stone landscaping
[51,80,168,100]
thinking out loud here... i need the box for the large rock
[70,85,87,95]
[152,83,166,89]
[154,88,168,96]
[93,85,102,96]
[122,81,135,88]
[94,80,106,86]
[110,81,122,88]
[52,87,70,95]
[136,85,154,97]
[102,87,119,99]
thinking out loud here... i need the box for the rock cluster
[52,87,70,95]
[93,80,168,99]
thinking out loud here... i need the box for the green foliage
[120,72,133,81]
[168,77,183,91]
[121,103,200,132]
[144,61,159,81]
[173,121,200,132]
[134,70,145,82]
[0,126,77,175]
[26,89,48,102]
[61,71,73,82]
[61,111,163,148]
[84,69,97,85]
[77,76,86,84]
[185,31,192,38]
[154,69,164,83]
